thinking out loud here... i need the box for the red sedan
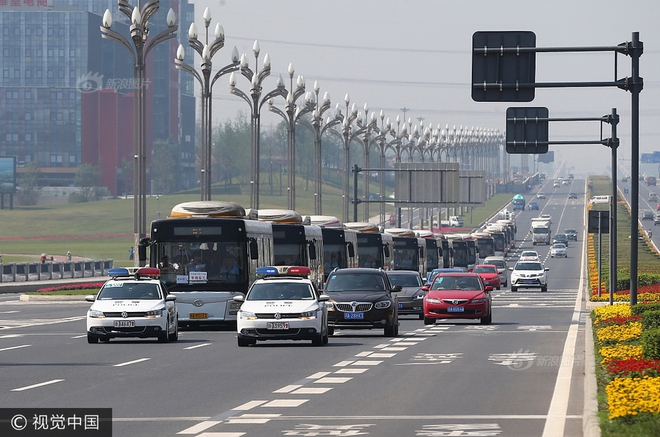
[422,273,493,325]
[470,264,501,290]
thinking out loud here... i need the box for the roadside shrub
[632,303,660,317]
[641,327,660,360]
[642,310,660,331]
[68,192,87,203]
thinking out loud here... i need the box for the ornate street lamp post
[296,82,342,214]
[175,7,240,201]
[101,1,177,267]
[267,64,310,211]
[355,105,378,220]
[229,42,287,210]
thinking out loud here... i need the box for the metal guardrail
[0,260,113,283]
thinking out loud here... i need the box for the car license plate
[344,312,364,320]
[398,303,403,309]
[267,322,289,330]
[522,280,535,284]
[447,306,464,313]
[189,313,208,319]
[114,320,135,328]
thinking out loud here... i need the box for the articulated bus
[257,209,324,289]
[307,215,358,282]
[444,233,470,269]
[384,228,427,276]
[344,222,394,269]
[145,201,273,327]
[472,232,495,260]
[414,230,442,274]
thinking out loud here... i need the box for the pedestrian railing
[0,260,113,282]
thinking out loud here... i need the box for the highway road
[0,182,589,437]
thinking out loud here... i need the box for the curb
[583,313,602,437]
[19,294,89,302]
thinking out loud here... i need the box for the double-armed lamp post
[174,7,240,201]
[101,1,177,266]
[229,41,287,210]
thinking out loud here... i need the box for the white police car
[234,266,329,347]
[85,267,178,343]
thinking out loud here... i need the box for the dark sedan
[324,268,400,337]
[386,270,425,319]
[552,233,569,247]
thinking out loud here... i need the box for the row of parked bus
[137,201,516,328]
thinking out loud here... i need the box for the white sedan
[86,267,178,343]
[550,243,568,258]
[234,266,329,347]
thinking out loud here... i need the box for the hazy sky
[185,0,660,176]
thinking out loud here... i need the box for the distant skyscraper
[0,0,195,195]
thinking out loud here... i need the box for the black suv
[324,268,400,337]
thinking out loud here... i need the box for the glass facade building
[0,0,195,193]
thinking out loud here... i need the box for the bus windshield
[155,240,248,289]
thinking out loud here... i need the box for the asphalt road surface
[0,183,589,437]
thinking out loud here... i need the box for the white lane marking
[313,377,352,384]
[0,316,86,330]
[198,432,244,437]
[333,360,354,366]
[273,385,302,394]
[380,347,408,351]
[541,230,586,437]
[291,387,332,395]
[355,351,372,357]
[262,399,308,407]
[307,372,331,379]
[12,379,64,392]
[367,353,396,358]
[0,344,31,352]
[177,421,222,435]
[0,334,23,338]
[0,310,20,314]
[113,358,150,367]
[232,400,267,411]
[71,335,86,339]
[184,343,211,350]
[334,368,368,374]
[352,360,382,366]
[226,414,281,424]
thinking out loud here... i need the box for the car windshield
[387,274,422,287]
[431,276,482,291]
[565,229,576,233]
[97,282,161,300]
[515,262,543,271]
[473,266,496,273]
[552,244,566,249]
[485,259,505,269]
[521,251,538,257]
[326,273,386,292]
[247,282,314,300]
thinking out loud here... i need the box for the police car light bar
[136,267,161,279]
[286,266,311,276]
[256,266,279,276]
[107,267,131,278]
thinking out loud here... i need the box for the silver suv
[509,261,549,292]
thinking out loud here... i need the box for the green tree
[73,163,101,202]
[19,161,41,205]
[150,140,178,194]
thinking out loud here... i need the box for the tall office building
[0,0,195,196]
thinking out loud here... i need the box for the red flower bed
[599,314,642,327]
[606,357,660,378]
[37,283,104,292]
[593,283,660,296]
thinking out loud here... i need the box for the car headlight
[471,298,488,303]
[374,300,392,309]
[88,309,104,318]
[239,310,257,320]
[425,298,442,304]
[145,308,164,318]
[413,291,425,300]
[299,310,317,319]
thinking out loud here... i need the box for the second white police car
[234,266,330,347]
